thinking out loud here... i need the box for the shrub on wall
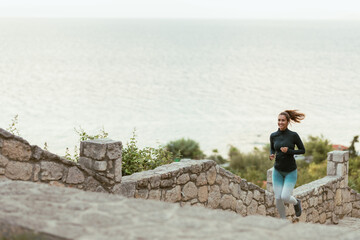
[166,138,205,160]
[122,130,173,176]
[304,135,333,164]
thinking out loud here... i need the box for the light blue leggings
[272,168,298,219]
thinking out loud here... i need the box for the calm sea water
[1,19,359,156]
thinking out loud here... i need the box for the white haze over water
[1,19,359,156]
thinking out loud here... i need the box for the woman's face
[278,114,288,131]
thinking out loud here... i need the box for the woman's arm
[287,133,305,155]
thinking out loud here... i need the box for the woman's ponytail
[280,110,305,123]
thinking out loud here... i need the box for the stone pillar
[327,151,349,185]
[79,139,122,183]
[266,167,273,193]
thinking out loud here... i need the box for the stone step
[338,217,360,231]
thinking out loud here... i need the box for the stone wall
[112,159,275,217]
[0,128,122,193]
[267,151,360,223]
[1,127,360,225]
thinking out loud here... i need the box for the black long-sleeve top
[270,128,305,172]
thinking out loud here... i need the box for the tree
[304,135,333,164]
[349,135,359,158]
[166,138,205,160]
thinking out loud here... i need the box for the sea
[1,18,359,157]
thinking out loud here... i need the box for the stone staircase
[338,217,360,231]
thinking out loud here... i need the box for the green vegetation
[6,114,20,136]
[121,129,173,176]
[207,149,227,165]
[227,145,272,188]
[349,136,360,192]
[166,138,205,160]
[304,135,333,164]
[5,115,360,191]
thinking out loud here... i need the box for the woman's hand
[280,147,288,153]
[269,154,275,161]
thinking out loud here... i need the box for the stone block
[266,168,273,183]
[343,202,352,215]
[0,154,9,167]
[31,145,43,161]
[66,167,85,184]
[148,189,161,200]
[149,175,161,188]
[40,161,64,181]
[207,185,221,208]
[135,189,149,199]
[319,212,327,224]
[161,179,173,188]
[206,166,217,185]
[190,164,202,174]
[33,164,40,181]
[253,190,261,201]
[198,185,208,203]
[332,151,347,163]
[106,141,122,160]
[5,161,33,180]
[164,186,181,202]
[229,183,241,199]
[336,163,346,177]
[235,200,247,216]
[196,173,207,186]
[93,161,107,171]
[138,178,149,188]
[177,173,190,185]
[220,177,230,194]
[220,194,236,210]
[335,189,342,205]
[327,161,336,176]
[245,191,253,206]
[81,140,107,160]
[2,139,31,161]
[0,167,5,175]
[215,174,222,185]
[114,158,122,182]
[265,193,274,207]
[79,157,93,169]
[112,180,136,197]
[182,182,198,200]
[257,205,266,216]
[190,174,197,181]
[247,200,258,215]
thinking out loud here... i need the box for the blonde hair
[279,110,305,123]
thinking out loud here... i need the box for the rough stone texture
[81,140,107,160]
[66,167,85,184]
[5,161,33,180]
[1,139,31,161]
[177,173,190,185]
[1,181,359,240]
[165,186,181,202]
[206,166,217,185]
[1,128,359,227]
[183,182,198,200]
[40,161,64,181]
[0,154,9,167]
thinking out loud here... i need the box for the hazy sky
[0,0,359,19]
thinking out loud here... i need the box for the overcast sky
[0,0,359,19]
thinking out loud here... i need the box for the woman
[269,110,305,219]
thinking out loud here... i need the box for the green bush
[166,138,205,160]
[228,145,273,188]
[207,149,227,165]
[304,135,333,164]
[122,130,173,176]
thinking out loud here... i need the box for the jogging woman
[269,110,305,219]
